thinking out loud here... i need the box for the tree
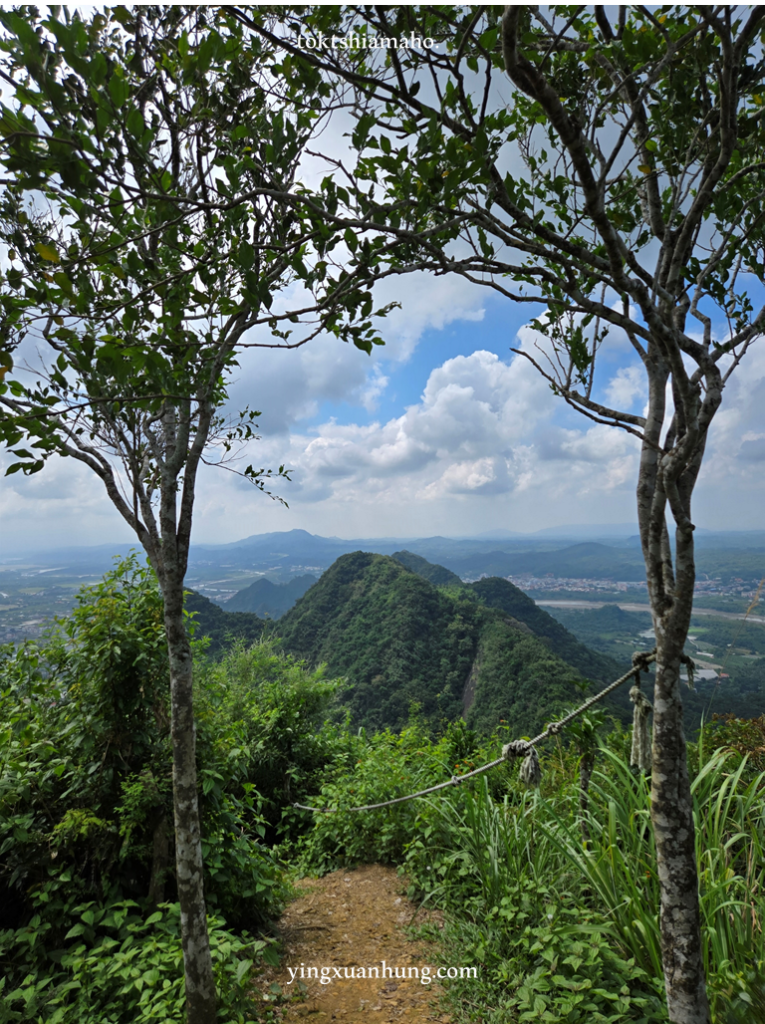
[0,7,390,1022]
[238,6,765,1021]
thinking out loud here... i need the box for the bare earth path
[258,864,454,1024]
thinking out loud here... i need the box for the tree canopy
[0,8,396,1021]
[233,8,765,1021]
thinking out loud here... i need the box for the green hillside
[184,590,264,656]
[275,552,623,735]
[391,549,462,586]
[548,603,765,730]
[225,574,317,619]
[274,552,474,730]
[387,551,627,684]
[465,576,626,681]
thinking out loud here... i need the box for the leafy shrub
[194,638,347,841]
[296,718,458,873]
[439,883,666,1024]
[696,712,765,779]
[0,560,287,940]
[0,560,347,1014]
[0,557,175,936]
[0,900,277,1023]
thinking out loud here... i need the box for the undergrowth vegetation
[295,717,765,1023]
[2,560,764,1023]
[0,560,339,1023]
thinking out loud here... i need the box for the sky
[1,9,764,553]
[2,266,764,552]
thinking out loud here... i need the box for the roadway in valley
[536,599,765,626]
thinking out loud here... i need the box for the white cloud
[421,456,515,498]
[372,273,486,363]
[605,364,647,409]
[4,310,765,551]
[738,435,765,462]
[213,347,638,519]
[0,451,136,551]
[223,272,487,438]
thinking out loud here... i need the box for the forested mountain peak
[275,552,627,734]
[383,550,625,689]
[184,590,264,657]
[465,576,622,685]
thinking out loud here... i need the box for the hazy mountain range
[8,527,763,587]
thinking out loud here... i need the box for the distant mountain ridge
[190,530,765,591]
[391,550,462,586]
[225,574,316,619]
[11,528,765,587]
[430,542,646,581]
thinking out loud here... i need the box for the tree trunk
[164,574,217,1024]
[651,634,710,1024]
[147,813,169,907]
[636,350,711,1023]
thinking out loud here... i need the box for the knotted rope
[626,649,694,772]
[294,650,658,814]
[629,650,655,772]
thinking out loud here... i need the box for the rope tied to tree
[630,648,655,772]
[681,653,696,690]
[293,649,658,813]
[627,649,694,772]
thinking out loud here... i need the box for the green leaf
[109,74,129,107]
[110,6,133,25]
[35,243,60,263]
[352,111,376,149]
[126,108,144,137]
[53,271,73,294]
[235,958,253,983]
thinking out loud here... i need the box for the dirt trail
[258,864,454,1024]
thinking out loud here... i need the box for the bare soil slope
[259,864,453,1023]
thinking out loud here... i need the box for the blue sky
[2,8,764,552]
[303,294,541,431]
[3,268,762,553]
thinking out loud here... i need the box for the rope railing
[293,649,659,814]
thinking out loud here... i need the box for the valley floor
[537,599,765,624]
